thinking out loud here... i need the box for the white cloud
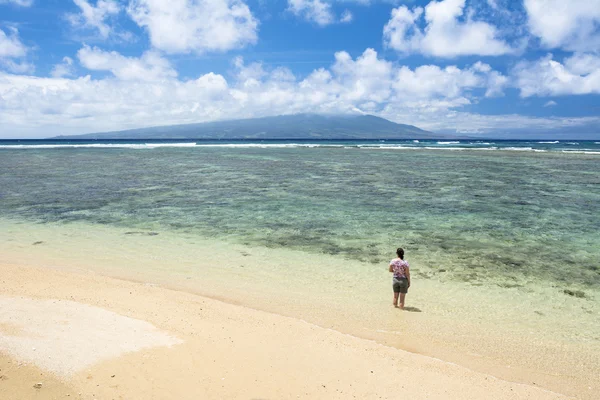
[287,0,355,25]
[288,0,335,26]
[0,47,516,137]
[0,0,34,6]
[383,0,513,57]
[383,6,425,53]
[340,9,353,23]
[524,0,600,52]
[1,58,34,74]
[392,61,506,101]
[564,53,600,75]
[514,53,600,97]
[485,0,498,10]
[51,57,75,78]
[77,45,177,81]
[3,63,594,138]
[127,0,258,54]
[0,27,33,74]
[385,109,600,135]
[0,28,27,58]
[67,0,121,39]
[544,100,557,107]
[330,48,393,103]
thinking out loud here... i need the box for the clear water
[1,140,599,289]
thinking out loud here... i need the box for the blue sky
[0,0,599,138]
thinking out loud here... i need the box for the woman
[389,247,410,309]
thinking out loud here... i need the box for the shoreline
[0,219,598,399]
[0,262,573,400]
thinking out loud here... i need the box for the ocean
[1,138,599,394]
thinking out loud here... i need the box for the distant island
[53,114,441,140]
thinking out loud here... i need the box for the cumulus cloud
[77,45,177,81]
[0,0,34,5]
[67,0,121,39]
[127,0,258,54]
[524,0,600,52]
[0,47,515,137]
[340,9,353,23]
[2,65,594,139]
[383,0,512,57]
[0,27,27,59]
[0,27,33,74]
[287,0,355,25]
[1,59,34,74]
[514,53,600,97]
[393,60,507,101]
[51,57,75,78]
[330,49,393,103]
[288,0,334,25]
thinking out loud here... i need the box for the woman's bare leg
[393,292,399,307]
[399,293,406,309]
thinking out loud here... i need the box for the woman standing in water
[389,248,410,309]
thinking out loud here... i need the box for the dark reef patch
[563,289,587,298]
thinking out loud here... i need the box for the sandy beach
[0,261,578,400]
[2,0,600,396]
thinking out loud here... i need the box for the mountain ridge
[53,114,442,140]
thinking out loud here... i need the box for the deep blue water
[1,138,599,153]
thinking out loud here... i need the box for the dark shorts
[393,278,409,294]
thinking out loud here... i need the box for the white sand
[0,296,181,376]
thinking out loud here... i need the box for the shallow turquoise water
[1,145,599,289]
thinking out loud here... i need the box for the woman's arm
[389,263,393,273]
[406,266,411,287]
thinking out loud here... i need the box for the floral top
[390,259,409,279]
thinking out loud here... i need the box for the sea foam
[0,143,197,149]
